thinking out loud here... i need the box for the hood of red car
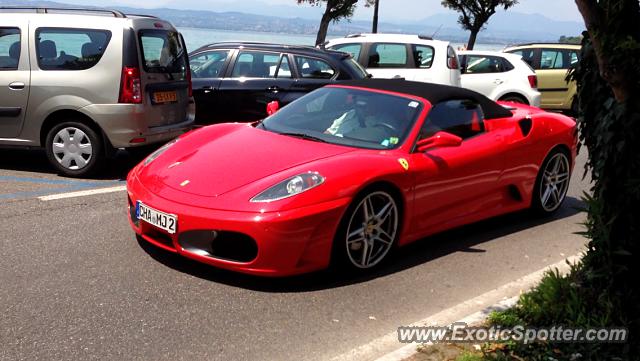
[139,124,355,197]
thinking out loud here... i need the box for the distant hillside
[0,0,584,44]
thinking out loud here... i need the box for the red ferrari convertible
[127,79,576,276]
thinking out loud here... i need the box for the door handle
[8,82,25,90]
[266,86,281,93]
[199,85,215,94]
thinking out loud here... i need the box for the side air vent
[518,116,533,137]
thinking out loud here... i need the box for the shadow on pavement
[137,196,585,292]
[0,148,152,181]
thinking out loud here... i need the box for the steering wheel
[375,122,397,133]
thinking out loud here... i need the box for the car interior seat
[81,42,101,60]
[39,40,58,66]
[8,41,20,67]
[368,52,380,68]
[234,63,252,77]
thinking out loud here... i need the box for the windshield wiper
[279,132,327,143]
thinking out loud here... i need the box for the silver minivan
[0,7,195,176]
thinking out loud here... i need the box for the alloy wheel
[345,191,398,269]
[539,152,570,212]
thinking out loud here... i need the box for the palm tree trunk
[316,11,331,46]
[372,0,380,33]
[467,30,478,50]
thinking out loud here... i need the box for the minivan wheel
[45,121,104,177]
[333,189,400,271]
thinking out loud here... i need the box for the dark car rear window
[342,57,368,79]
[139,29,187,76]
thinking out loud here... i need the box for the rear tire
[531,148,571,215]
[332,187,401,271]
[45,121,104,177]
[499,94,528,105]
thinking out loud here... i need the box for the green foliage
[297,0,364,45]
[440,0,518,31]
[484,265,629,360]
[559,35,583,44]
[479,1,640,358]
[296,0,359,23]
[440,0,518,49]
[570,0,640,355]
[456,351,485,361]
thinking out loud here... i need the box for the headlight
[251,172,325,202]
[143,138,179,166]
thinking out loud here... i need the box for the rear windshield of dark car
[138,29,187,77]
[342,57,368,79]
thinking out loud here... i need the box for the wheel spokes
[345,192,398,269]
[540,153,570,211]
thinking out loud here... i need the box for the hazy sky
[64,0,585,23]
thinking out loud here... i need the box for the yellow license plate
[153,91,178,104]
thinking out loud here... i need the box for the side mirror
[416,131,462,152]
[266,100,280,116]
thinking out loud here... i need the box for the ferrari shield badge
[398,158,409,171]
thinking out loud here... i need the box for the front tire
[45,121,104,177]
[531,149,571,214]
[333,189,400,271]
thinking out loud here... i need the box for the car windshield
[259,87,424,150]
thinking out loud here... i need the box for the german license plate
[153,91,178,104]
[136,201,177,234]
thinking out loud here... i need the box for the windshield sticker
[389,137,399,145]
[408,101,420,108]
[381,139,390,147]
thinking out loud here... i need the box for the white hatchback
[325,33,461,87]
[458,51,541,107]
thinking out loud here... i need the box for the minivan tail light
[119,66,142,104]
[447,46,459,69]
[528,75,538,89]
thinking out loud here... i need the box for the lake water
[178,27,506,52]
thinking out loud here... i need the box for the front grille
[178,230,258,263]
[143,228,175,250]
[128,196,139,227]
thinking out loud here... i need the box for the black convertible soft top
[337,79,514,120]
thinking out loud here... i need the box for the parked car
[458,50,541,107]
[503,43,581,112]
[127,79,576,276]
[0,7,194,177]
[325,33,461,87]
[188,42,368,124]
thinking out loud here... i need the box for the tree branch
[575,0,631,102]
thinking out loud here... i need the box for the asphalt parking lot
[1,148,589,361]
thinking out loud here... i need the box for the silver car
[0,7,195,176]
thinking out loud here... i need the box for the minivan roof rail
[0,6,127,18]
[204,41,318,50]
[125,13,160,19]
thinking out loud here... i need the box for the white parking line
[38,185,127,201]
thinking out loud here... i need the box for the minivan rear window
[36,28,111,71]
[139,30,187,76]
